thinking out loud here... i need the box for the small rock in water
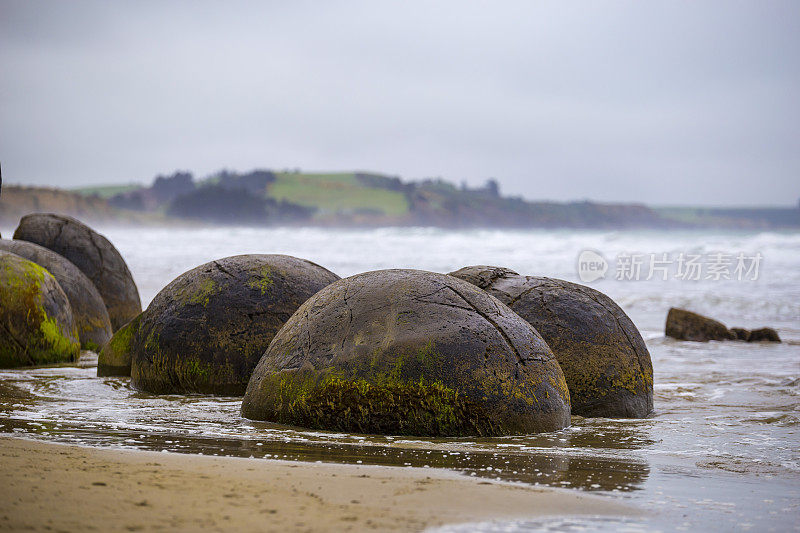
[666,308,780,343]
[729,327,751,341]
[665,308,734,342]
[747,327,781,343]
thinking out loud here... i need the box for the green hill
[64,169,800,229]
[72,183,143,198]
[268,172,409,217]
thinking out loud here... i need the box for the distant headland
[2,169,798,229]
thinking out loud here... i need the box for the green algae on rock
[242,269,571,436]
[0,250,80,367]
[0,239,113,350]
[130,254,340,395]
[97,313,141,377]
[13,213,141,330]
[449,266,653,419]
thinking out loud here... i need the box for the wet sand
[0,437,633,532]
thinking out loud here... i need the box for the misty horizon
[1,1,798,207]
[11,167,795,210]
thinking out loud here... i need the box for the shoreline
[0,436,635,532]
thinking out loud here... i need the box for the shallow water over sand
[1,226,798,531]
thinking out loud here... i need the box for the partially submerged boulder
[729,327,751,341]
[449,266,653,419]
[666,308,781,343]
[97,314,141,377]
[242,269,571,436]
[0,239,112,351]
[0,250,80,367]
[13,213,141,330]
[131,255,340,395]
[665,308,733,342]
[746,327,781,343]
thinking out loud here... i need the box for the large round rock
[242,269,571,436]
[131,255,340,395]
[0,250,80,367]
[449,266,653,418]
[0,239,113,350]
[13,213,141,330]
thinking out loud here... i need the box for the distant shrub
[167,185,313,224]
[208,169,276,195]
[151,172,195,203]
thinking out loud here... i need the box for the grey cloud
[0,0,798,205]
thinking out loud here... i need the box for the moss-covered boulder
[0,250,80,367]
[0,239,112,351]
[97,313,141,377]
[242,269,571,436]
[665,308,734,342]
[131,254,340,395]
[13,213,141,330]
[449,266,653,418]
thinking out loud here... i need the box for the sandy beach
[0,437,633,532]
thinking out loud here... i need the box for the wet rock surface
[13,213,141,330]
[131,254,339,395]
[242,269,571,436]
[729,327,751,341]
[0,250,80,367]
[97,314,141,377]
[665,308,734,342]
[446,265,520,290]
[666,308,780,343]
[449,266,653,418]
[730,326,781,343]
[0,239,112,351]
[746,327,781,342]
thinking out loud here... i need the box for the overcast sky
[1,1,798,206]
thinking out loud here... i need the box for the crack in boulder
[444,283,526,366]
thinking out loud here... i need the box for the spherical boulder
[0,250,80,367]
[242,269,571,436]
[449,266,653,418]
[13,213,141,330]
[131,255,340,395]
[97,313,141,377]
[0,239,113,351]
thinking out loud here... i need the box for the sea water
[1,226,798,531]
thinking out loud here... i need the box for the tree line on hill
[103,168,799,228]
[108,170,314,224]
